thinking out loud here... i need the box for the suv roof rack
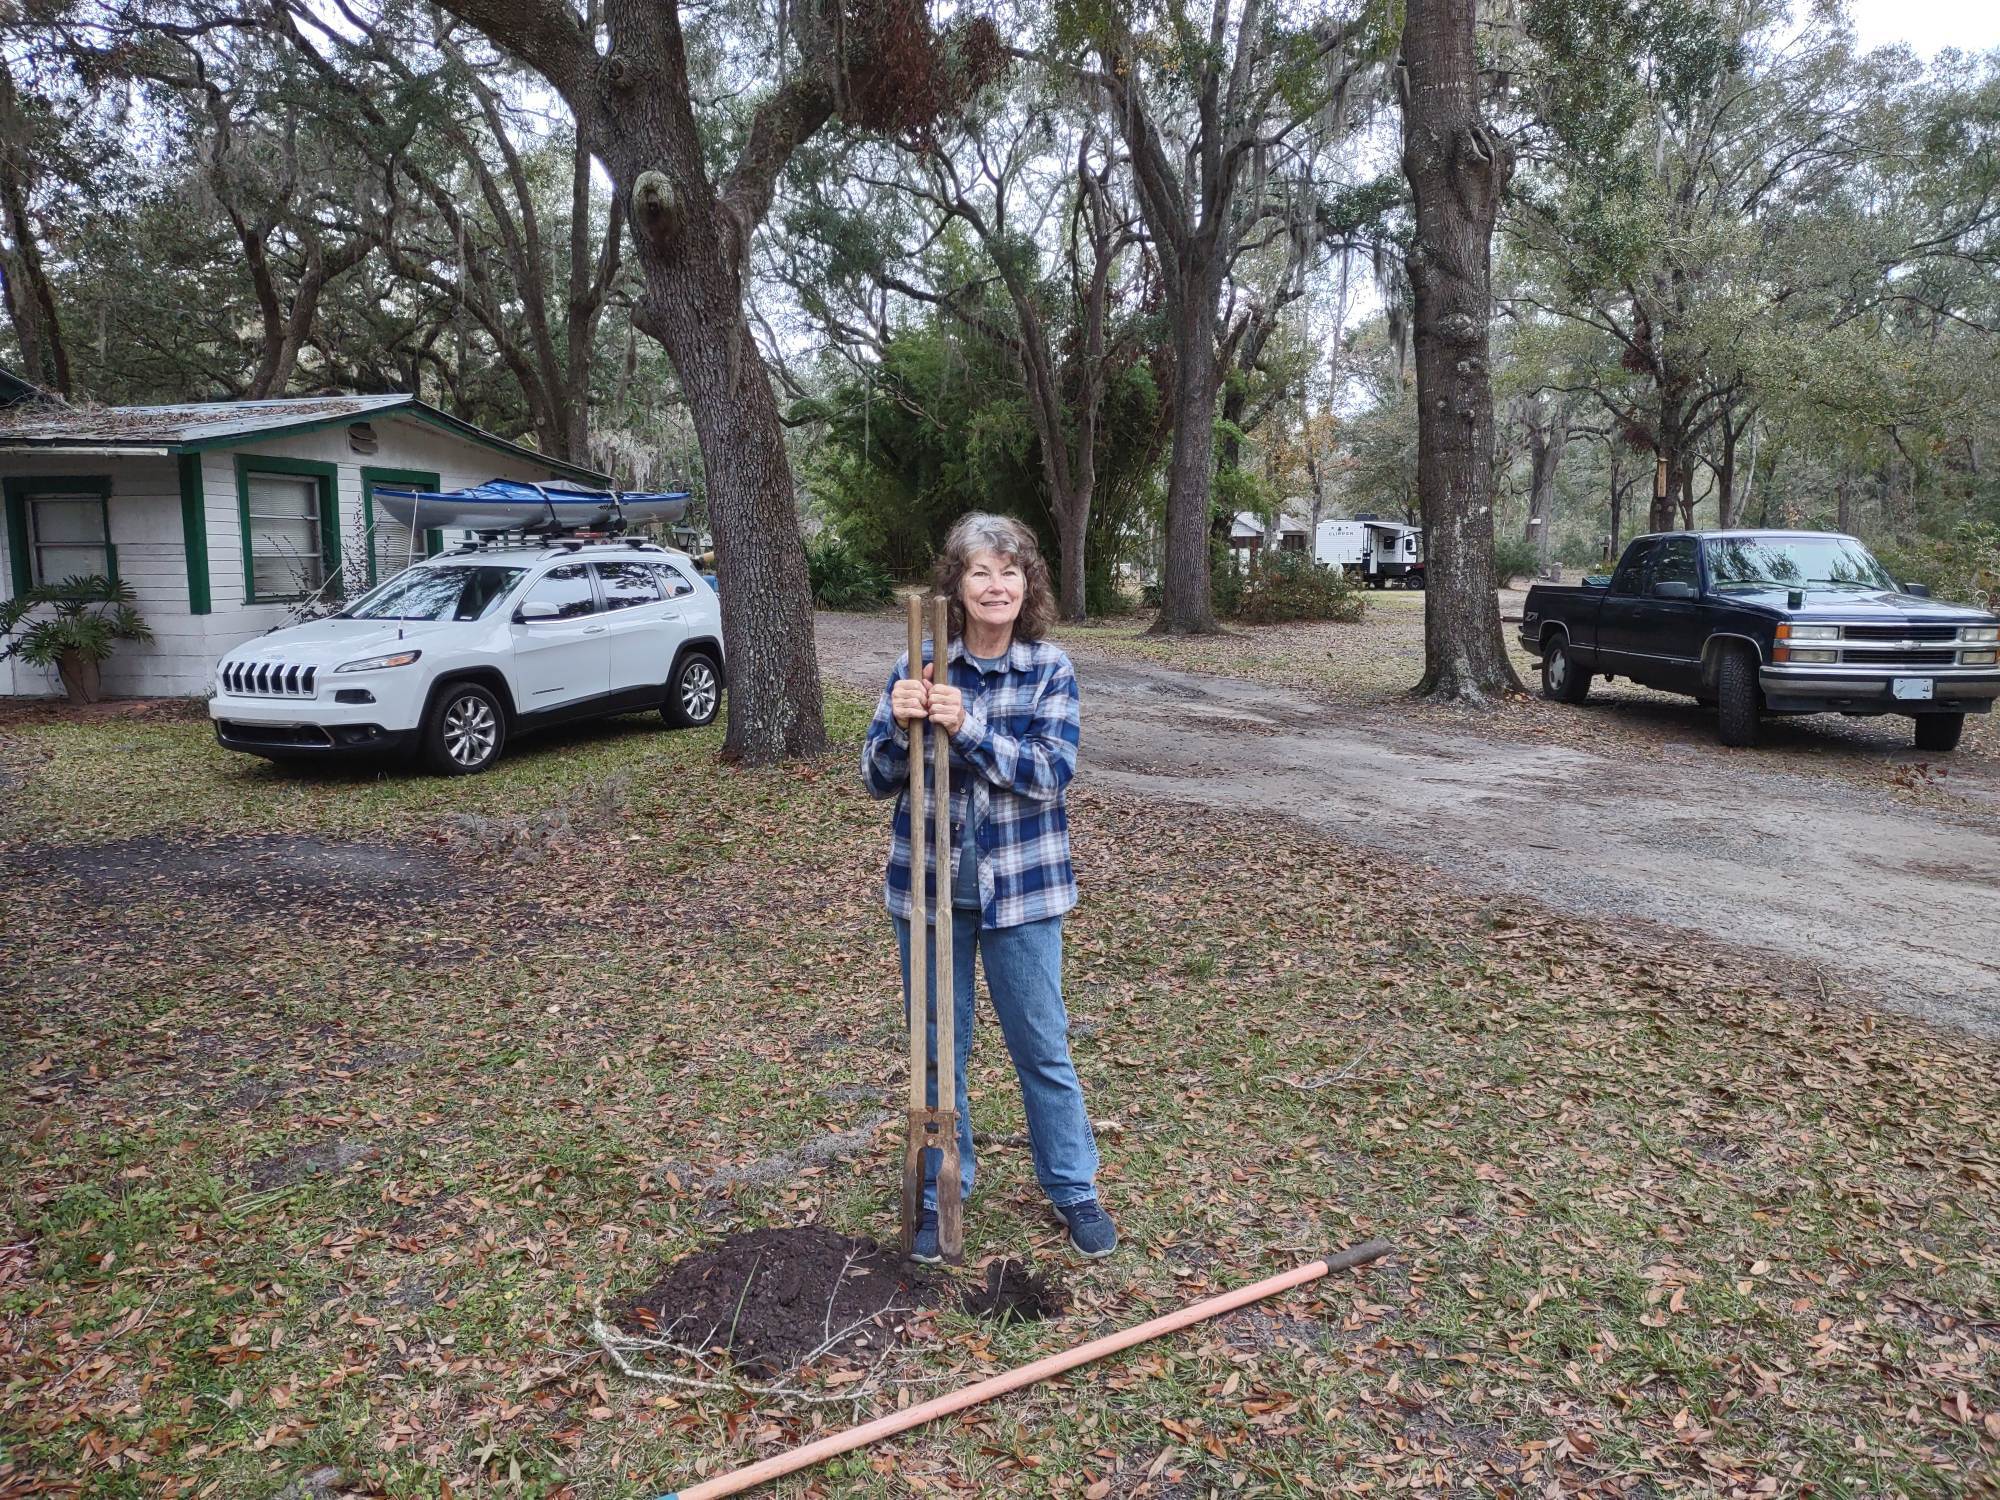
[446,533,671,556]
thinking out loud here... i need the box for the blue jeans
[893,911,1099,1211]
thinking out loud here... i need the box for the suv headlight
[1787,624,1839,641]
[335,650,422,673]
[1962,626,1999,644]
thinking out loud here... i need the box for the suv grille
[221,720,334,747]
[1842,624,1958,643]
[222,662,318,697]
[1842,648,1958,667]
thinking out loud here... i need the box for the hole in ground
[961,1258,1066,1324]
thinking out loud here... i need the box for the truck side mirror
[1652,581,1698,601]
[1903,582,1931,599]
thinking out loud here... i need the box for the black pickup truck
[1520,530,2000,750]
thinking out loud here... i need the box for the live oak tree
[0,56,73,396]
[1399,0,1521,701]
[851,100,1144,620]
[273,1,628,467]
[1512,1,1924,533]
[1056,0,1383,634]
[421,0,1001,761]
[25,6,399,400]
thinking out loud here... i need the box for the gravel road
[817,611,2000,1037]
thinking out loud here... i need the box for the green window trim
[177,454,211,614]
[3,474,117,598]
[358,466,442,587]
[235,455,340,605]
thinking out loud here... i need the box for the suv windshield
[342,565,526,621]
[1704,536,1894,593]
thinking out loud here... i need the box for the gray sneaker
[1058,1198,1118,1259]
[909,1208,942,1265]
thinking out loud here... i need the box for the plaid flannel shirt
[860,634,1081,929]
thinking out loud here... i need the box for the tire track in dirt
[817,610,2000,1036]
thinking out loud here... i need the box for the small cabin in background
[0,383,605,697]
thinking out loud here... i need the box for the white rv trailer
[1314,517,1424,587]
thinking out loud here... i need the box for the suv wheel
[1914,712,1964,754]
[1541,636,1591,703]
[665,652,721,729]
[426,683,507,774]
[1715,647,1760,748]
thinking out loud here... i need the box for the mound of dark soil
[616,1226,934,1376]
[961,1258,1065,1324]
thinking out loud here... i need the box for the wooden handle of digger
[654,1240,1395,1500]
[904,594,927,1117]
[929,594,963,1260]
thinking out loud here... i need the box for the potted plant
[0,575,152,705]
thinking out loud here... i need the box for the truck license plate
[1893,677,1934,701]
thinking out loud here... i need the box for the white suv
[209,539,724,774]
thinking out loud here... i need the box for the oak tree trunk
[1056,497,1089,621]
[1524,401,1565,576]
[1607,444,1625,561]
[1714,413,1738,530]
[1400,0,1521,702]
[1649,393,1682,532]
[1153,289,1221,634]
[624,202,825,763]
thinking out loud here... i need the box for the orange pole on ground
[652,1240,1394,1500]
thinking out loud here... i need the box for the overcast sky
[1848,0,2000,56]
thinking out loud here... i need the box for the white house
[0,377,607,697]
[1226,510,1312,554]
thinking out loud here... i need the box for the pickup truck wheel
[665,651,722,729]
[1541,638,1591,703]
[424,683,507,774]
[1715,648,1760,748]
[1914,712,1964,753]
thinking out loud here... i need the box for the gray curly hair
[931,513,1056,642]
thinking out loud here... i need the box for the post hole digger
[900,593,965,1265]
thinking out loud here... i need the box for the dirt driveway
[817,610,2000,1036]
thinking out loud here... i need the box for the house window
[3,476,115,596]
[30,492,113,584]
[246,475,323,597]
[236,458,338,604]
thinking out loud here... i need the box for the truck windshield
[1704,537,1894,593]
[341,566,526,621]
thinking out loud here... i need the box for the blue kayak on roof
[374,478,691,534]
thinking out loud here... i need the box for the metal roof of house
[0,391,607,483]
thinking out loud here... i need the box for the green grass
[1,693,1996,1496]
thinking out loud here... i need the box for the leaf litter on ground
[0,684,1994,1497]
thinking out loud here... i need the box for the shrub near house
[0,575,150,704]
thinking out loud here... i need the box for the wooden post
[930,594,963,1263]
[900,595,928,1256]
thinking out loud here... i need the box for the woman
[861,513,1116,1263]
